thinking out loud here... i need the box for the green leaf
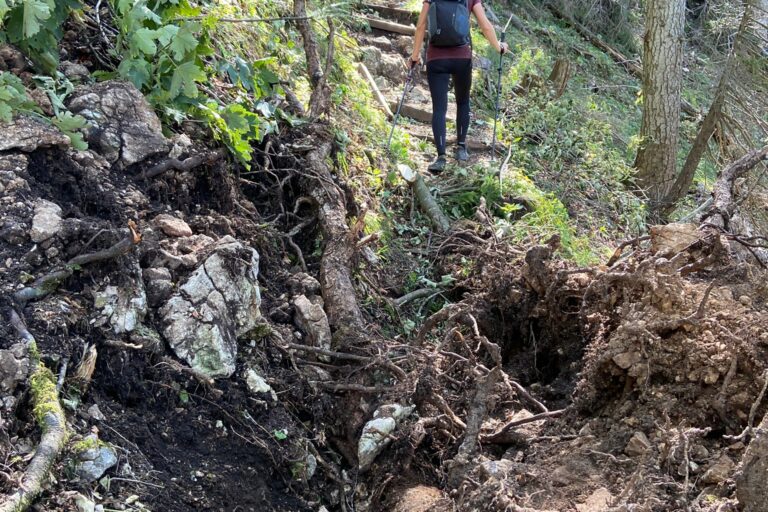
[22,0,52,37]
[168,61,205,99]
[155,24,179,46]
[273,429,288,441]
[169,24,198,60]
[0,102,12,123]
[118,58,151,90]
[133,27,158,56]
[53,112,88,150]
[0,0,11,22]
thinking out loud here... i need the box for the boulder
[650,223,702,256]
[160,236,261,378]
[0,343,30,393]
[0,115,71,152]
[358,403,414,470]
[30,199,63,243]
[68,80,169,167]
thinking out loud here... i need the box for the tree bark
[737,412,768,511]
[661,0,757,214]
[633,0,685,212]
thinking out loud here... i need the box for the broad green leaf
[133,28,158,56]
[169,24,198,60]
[169,61,205,99]
[22,0,52,37]
[156,24,179,46]
[53,112,88,150]
[0,102,13,123]
[0,0,11,22]
[118,58,151,90]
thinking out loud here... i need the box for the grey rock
[702,454,735,485]
[92,263,147,334]
[293,294,332,352]
[625,431,651,457]
[1,221,27,245]
[74,435,118,482]
[73,492,95,512]
[0,343,29,393]
[160,236,261,378]
[479,459,517,480]
[87,404,106,421]
[60,61,90,83]
[30,199,62,243]
[245,368,277,400]
[358,403,414,470]
[287,272,322,296]
[0,115,71,152]
[143,267,172,281]
[68,81,169,167]
[143,267,174,307]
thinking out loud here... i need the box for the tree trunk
[661,0,757,215]
[737,412,768,511]
[633,0,685,212]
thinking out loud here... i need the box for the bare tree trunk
[633,0,685,212]
[662,0,757,215]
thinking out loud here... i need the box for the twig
[103,339,143,350]
[607,235,651,267]
[503,375,548,413]
[725,369,768,442]
[55,357,69,393]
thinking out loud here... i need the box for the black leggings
[427,58,472,156]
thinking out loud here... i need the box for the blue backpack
[427,0,471,48]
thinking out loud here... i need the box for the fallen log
[362,4,418,25]
[358,63,393,119]
[364,16,416,36]
[398,164,451,233]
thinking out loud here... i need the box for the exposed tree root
[1,315,67,512]
[141,148,226,179]
[302,139,364,332]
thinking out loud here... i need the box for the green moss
[29,364,61,427]
[240,322,273,341]
[71,436,108,454]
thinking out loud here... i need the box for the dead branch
[358,63,393,119]
[416,304,464,346]
[482,409,566,444]
[393,288,439,308]
[102,339,144,350]
[142,149,226,179]
[725,369,768,442]
[503,375,548,413]
[14,222,142,305]
[607,235,651,267]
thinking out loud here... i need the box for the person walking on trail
[410,0,508,172]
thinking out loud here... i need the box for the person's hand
[498,42,509,54]
[409,56,420,68]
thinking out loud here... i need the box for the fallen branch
[141,149,226,179]
[393,288,439,308]
[399,165,451,233]
[14,222,142,305]
[309,382,393,394]
[482,409,566,443]
[358,63,393,119]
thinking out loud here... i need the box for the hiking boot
[428,155,447,173]
[455,145,469,162]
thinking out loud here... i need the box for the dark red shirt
[425,0,481,62]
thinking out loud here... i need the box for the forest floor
[1,1,768,512]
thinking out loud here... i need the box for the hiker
[410,0,507,172]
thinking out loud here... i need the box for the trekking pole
[387,64,416,152]
[491,14,515,161]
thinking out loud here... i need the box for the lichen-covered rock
[0,115,71,152]
[160,236,261,378]
[92,262,147,334]
[0,343,29,393]
[74,434,118,482]
[30,198,63,243]
[245,368,277,401]
[68,80,169,167]
[358,403,414,470]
